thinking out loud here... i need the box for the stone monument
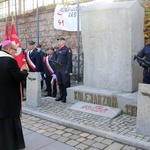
[67,0,144,115]
[136,83,150,136]
[26,72,42,107]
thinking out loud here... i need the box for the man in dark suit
[43,47,57,97]
[25,41,41,72]
[0,40,28,150]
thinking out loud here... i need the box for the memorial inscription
[74,91,137,116]
[74,91,118,107]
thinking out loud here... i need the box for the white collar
[0,50,13,58]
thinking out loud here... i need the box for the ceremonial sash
[45,56,57,84]
[51,74,57,85]
[26,51,36,71]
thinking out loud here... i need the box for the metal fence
[0,0,91,19]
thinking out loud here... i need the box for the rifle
[49,60,63,68]
[134,55,150,68]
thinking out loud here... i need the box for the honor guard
[25,41,41,72]
[43,47,57,97]
[137,44,150,84]
[55,37,72,103]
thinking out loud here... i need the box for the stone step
[67,85,137,116]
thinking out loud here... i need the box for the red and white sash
[26,51,36,71]
[51,74,57,85]
[45,56,57,85]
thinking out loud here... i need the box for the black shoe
[61,95,66,103]
[52,95,56,98]
[55,94,63,101]
[45,94,51,97]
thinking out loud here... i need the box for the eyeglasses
[11,48,17,51]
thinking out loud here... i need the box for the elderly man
[0,40,28,150]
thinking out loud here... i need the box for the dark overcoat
[0,50,28,118]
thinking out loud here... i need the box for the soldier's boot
[55,84,63,101]
[61,95,67,103]
[55,94,63,101]
[61,90,67,103]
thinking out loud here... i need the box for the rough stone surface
[26,72,42,107]
[81,0,144,92]
[136,83,150,136]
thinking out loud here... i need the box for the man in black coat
[0,40,28,150]
[55,37,72,103]
[137,44,150,84]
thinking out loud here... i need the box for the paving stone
[86,148,99,150]
[29,126,39,131]
[71,130,82,135]
[38,120,46,123]
[50,134,61,140]
[46,128,57,132]
[94,137,105,142]
[83,139,95,146]
[39,125,49,130]
[76,143,89,149]
[42,132,54,137]
[92,142,107,149]
[36,130,46,134]
[43,121,52,125]
[76,137,86,142]
[56,125,67,130]
[66,140,79,147]
[80,132,90,137]
[87,134,97,140]
[54,130,65,135]
[63,133,72,138]
[27,120,36,125]
[104,142,124,150]
[24,124,33,129]
[70,135,80,140]
[64,128,75,132]
[33,123,43,127]
[101,139,113,145]
[57,136,69,143]
[49,123,60,128]
[122,145,137,150]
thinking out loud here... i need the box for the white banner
[54,4,80,31]
[54,0,113,31]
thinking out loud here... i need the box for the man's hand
[21,64,29,72]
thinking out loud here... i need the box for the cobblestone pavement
[22,97,150,150]
[22,113,143,150]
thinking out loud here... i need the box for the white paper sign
[54,0,113,31]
